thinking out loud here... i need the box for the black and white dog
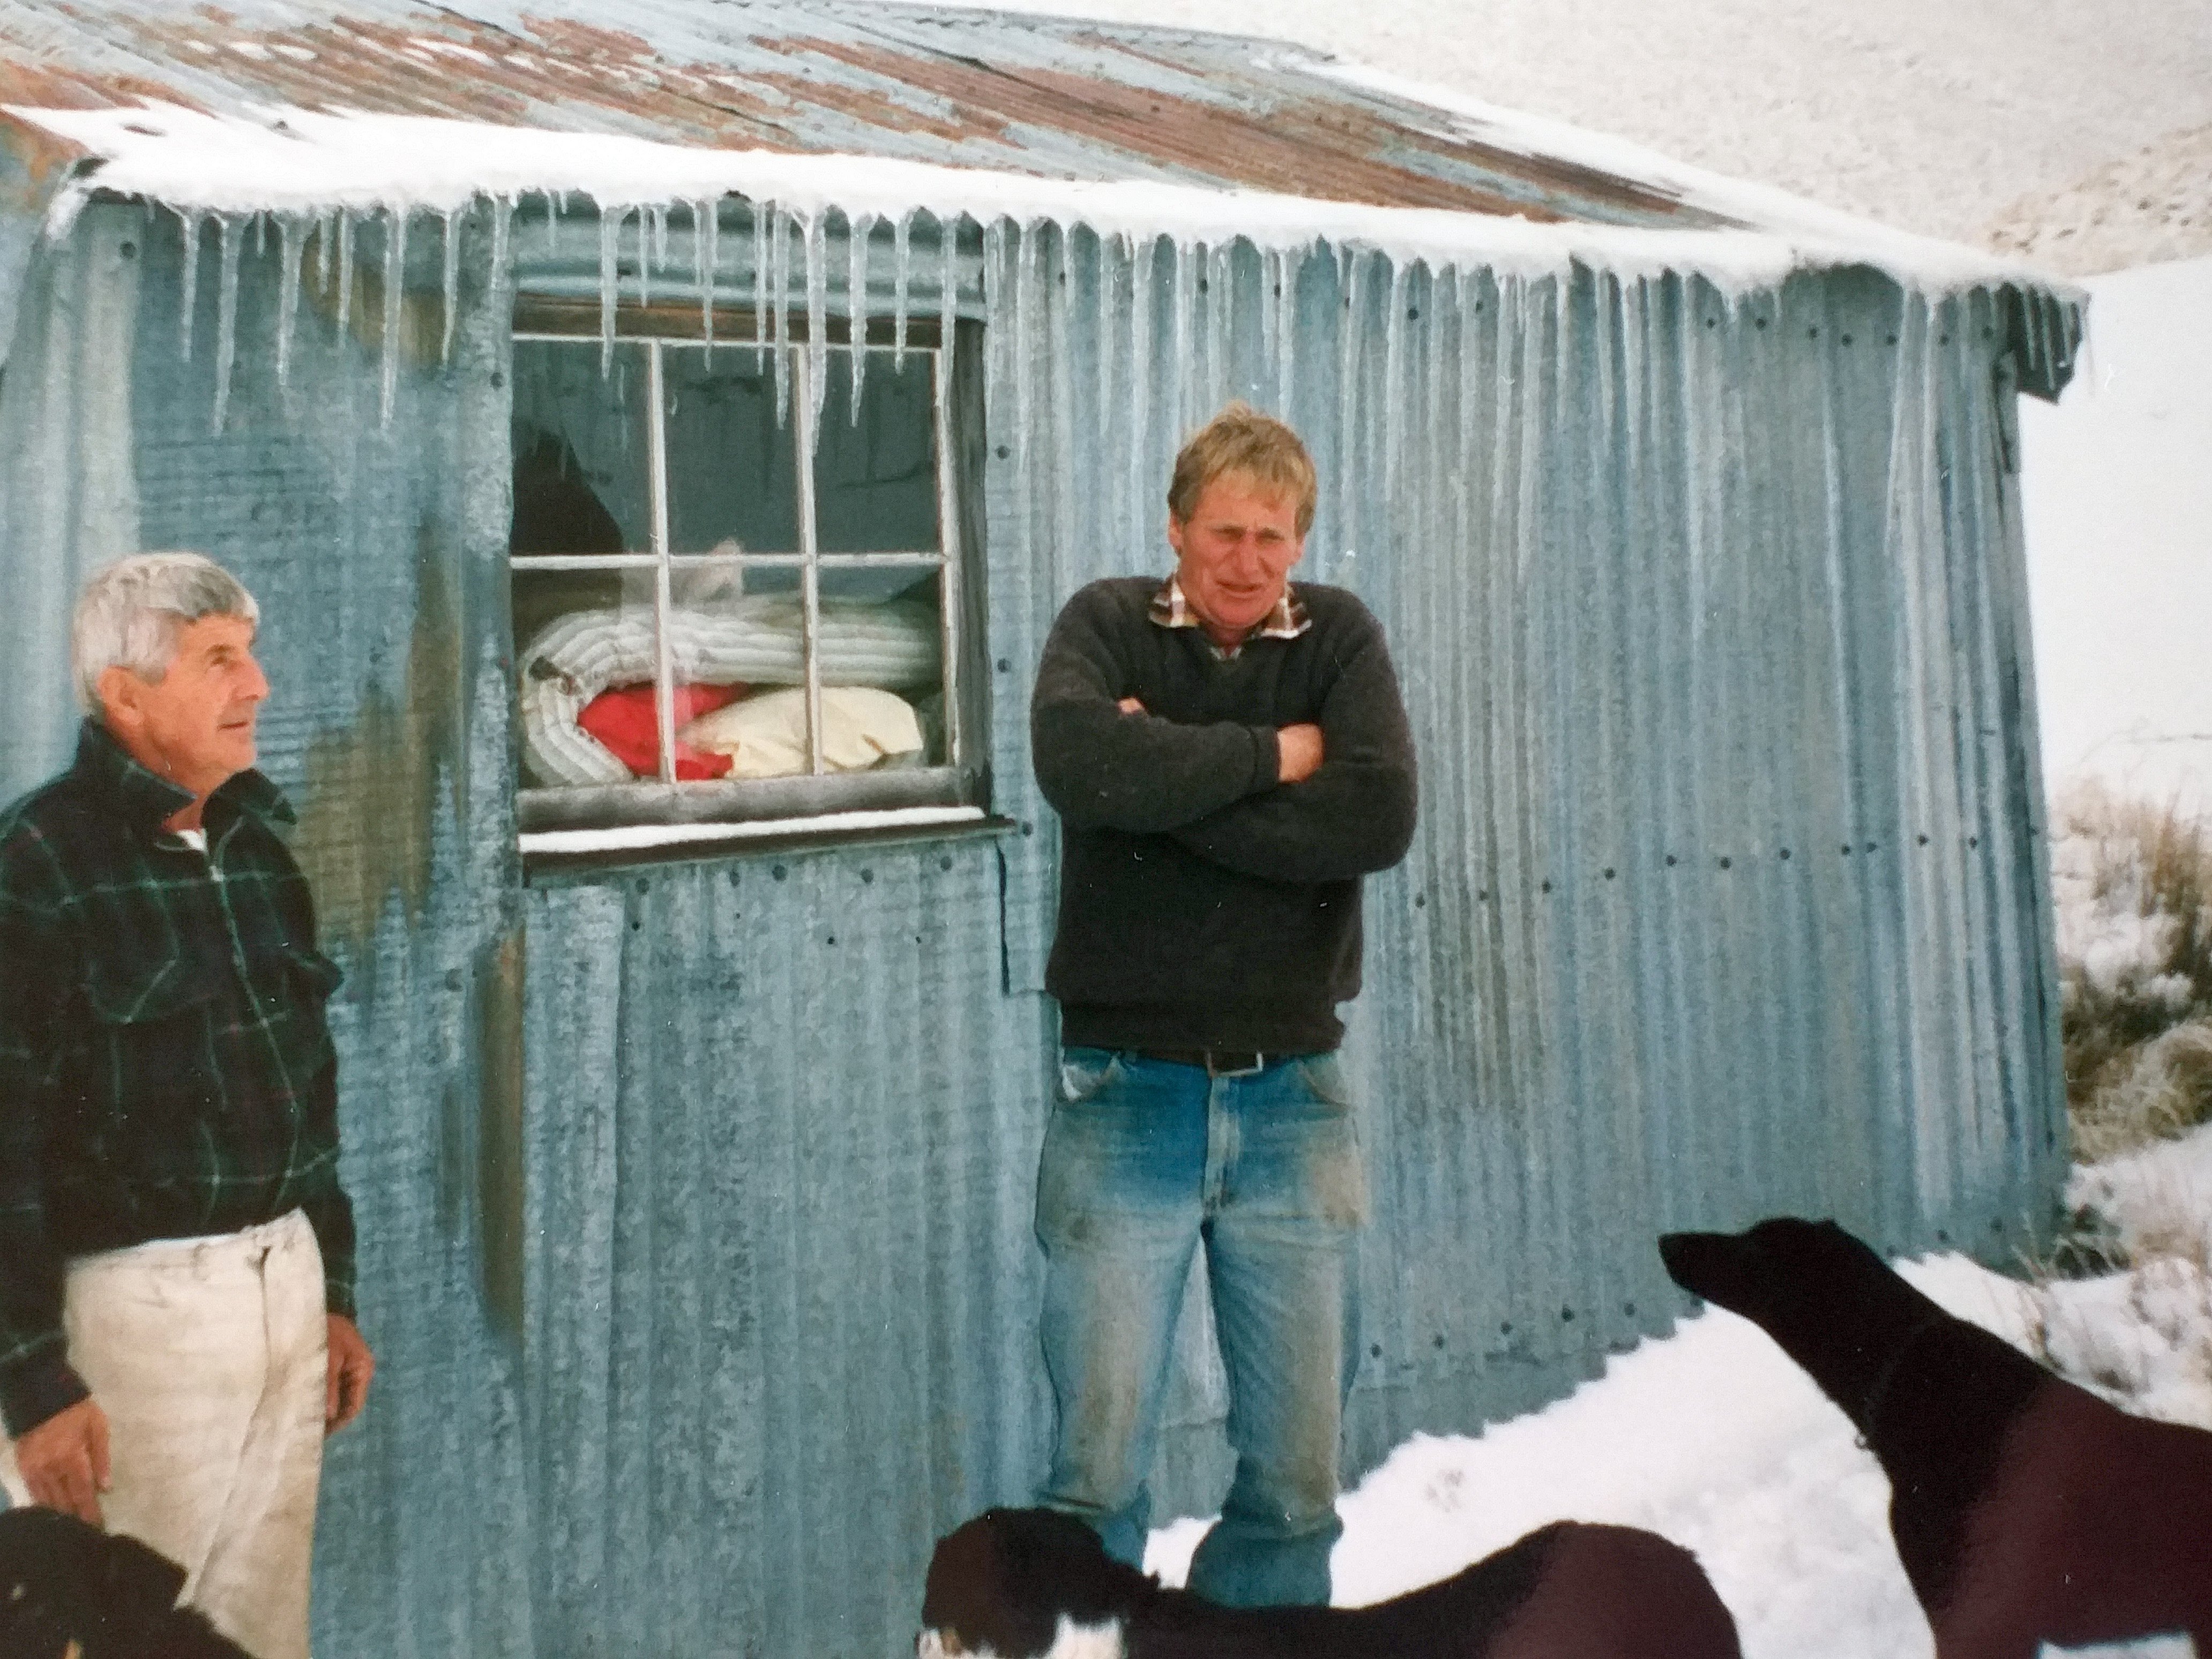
[918,1505,1741,1659]
[0,1506,251,1659]
[1660,1216,2212,1659]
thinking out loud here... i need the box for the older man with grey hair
[0,552,371,1659]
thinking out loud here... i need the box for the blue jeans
[1035,1047,1367,1607]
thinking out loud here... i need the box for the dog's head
[920,1508,1147,1659]
[0,1507,248,1659]
[1659,1216,1894,1323]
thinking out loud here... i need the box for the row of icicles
[167,193,1361,440]
[159,195,2080,446]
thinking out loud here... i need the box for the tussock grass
[2052,786,2212,1162]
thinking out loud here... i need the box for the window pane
[816,561,947,768]
[662,346,801,556]
[813,349,940,553]
[510,339,654,660]
[515,572,679,788]
[512,341,653,552]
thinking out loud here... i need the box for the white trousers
[1,1209,327,1659]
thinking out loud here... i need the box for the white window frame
[508,300,985,849]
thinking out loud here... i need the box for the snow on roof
[1303,59,2089,303]
[11,100,2076,301]
[0,0,2082,299]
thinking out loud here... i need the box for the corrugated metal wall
[0,200,2066,1658]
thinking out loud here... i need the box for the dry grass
[2053,786,2212,1161]
[2017,791,2212,1420]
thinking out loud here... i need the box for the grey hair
[72,552,260,715]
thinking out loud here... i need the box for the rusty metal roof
[0,0,1734,229]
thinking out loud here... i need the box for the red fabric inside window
[578,683,744,780]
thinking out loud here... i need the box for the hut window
[506,300,985,848]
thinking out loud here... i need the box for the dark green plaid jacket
[0,721,355,1437]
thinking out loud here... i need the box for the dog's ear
[924,1511,1067,1659]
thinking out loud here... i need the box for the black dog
[1660,1216,2212,1659]
[0,1506,251,1659]
[919,1505,1742,1658]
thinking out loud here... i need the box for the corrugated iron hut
[0,2,2084,1653]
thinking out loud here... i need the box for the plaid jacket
[0,722,355,1437]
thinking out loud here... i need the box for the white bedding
[519,595,940,786]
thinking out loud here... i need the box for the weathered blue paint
[0,12,2080,1657]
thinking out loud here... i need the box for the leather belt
[1137,1048,1271,1075]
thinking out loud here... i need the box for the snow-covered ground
[1139,1123,2212,1657]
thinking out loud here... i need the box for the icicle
[253,213,267,259]
[439,208,460,365]
[1208,242,1233,408]
[1489,273,1518,587]
[1012,222,1042,466]
[938,213,958,357]
[380,206,407,429]
[177,208,200,361]
[847,211,875,421]
[1129,235,1154,540]
[1335,249,1364,518]
[771,208,792,427]
[752,200,772,369]
[1382,257,1409,500]
[1170,238,1194,430]
[1423,264,1448,621]
[316,207,334,295]
[991,218,1022,462]
[211,215,241,434]
[634,204,652,311]
[1259,246,1280,398]
[1552,266,1574,435]
[1620,276,1646,471]
[276,215,301,397]
[804,212,828,436]
[1095,230,1117,439]
[489,196,510,309]
[651,203,669,286]
[335,211,354,334]
[1276,246,1298,413]
[695,199,716,357]
[543,191,559,258]
[597,205,621,374]
[891,209,913,370]
[1047,218,1078,584]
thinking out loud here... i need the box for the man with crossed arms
[1030,402,1418,1606]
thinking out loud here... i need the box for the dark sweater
[1031,577,1418,1052]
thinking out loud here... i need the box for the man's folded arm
[1168,632,1418,884]
[1030,590,1280,833]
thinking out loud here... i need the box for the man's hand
[1117,697,1146,715]
[14,1397,109,1525]
[1276,723,1325,783]
[326,1314,374,1434]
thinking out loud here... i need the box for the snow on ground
[1137,1124,2212,1657]
[2047,814,2196,1011]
